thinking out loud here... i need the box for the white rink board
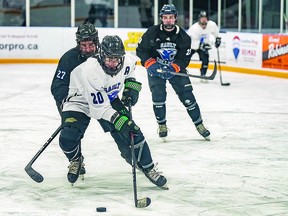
[0,27,287,76]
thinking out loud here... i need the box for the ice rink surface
[0,64,287,216]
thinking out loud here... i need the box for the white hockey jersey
[187,20,219,50]
[62,53,138,122]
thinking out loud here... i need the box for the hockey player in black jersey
[51,23,100,114]
[50,23,99,182]
[136,4,210,141]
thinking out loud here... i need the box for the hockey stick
[156,60,217,80]
[217,48,230,86]
[128,102,151,208]
[24,125,62,183]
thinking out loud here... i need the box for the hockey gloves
[167,63,180,73]
[112,114,140,134]
[144,58,180,80]
[121,78,142,106]
[215,37,221,48]
[158,63,180,79]
[144,58,162,77]
[199,43,211,52]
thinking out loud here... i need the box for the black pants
[147,73,203,126]
[192,49,209,76]
[59,98,153,169]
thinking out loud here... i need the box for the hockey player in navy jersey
[59,35,168,189]
[51,23,100,114]
[50,23,101,181]
[187,11,221,78]
[136,4,210,141]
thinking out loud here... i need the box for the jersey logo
[108,91,119,101]
[156,48,177,65]
[200,34,208,44]
[104,82,121,93]
[104,82,121,102]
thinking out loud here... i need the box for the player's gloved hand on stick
[112,113,140,134]
[144,58,162,77]
[215,37,221,48]
[159,63,180,79]
[199,43,211,52]
[121,78,142,106]
[167,63,180,73]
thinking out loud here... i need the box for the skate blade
[80,174,85,181]
[159,183,169,190]
[204,136,210,141]
[70,175,85,186]
[161,137,167,142]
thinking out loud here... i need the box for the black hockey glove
[199,43,212,52]
[215,37,221,48]
[121,79,142,106]
[111,113,140,134]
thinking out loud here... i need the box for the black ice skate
[196,123,210,141]
[67,155,85,184]
[142,163,168,190]
[158,124,169,138]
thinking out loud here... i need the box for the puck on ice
[96,207,106,212]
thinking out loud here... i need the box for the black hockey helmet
[198,11,208,19]
[99,35,125,76]
[76,23,99,57]
[159,4,178,18]
[159,4,178,30]
[198,11,209,26]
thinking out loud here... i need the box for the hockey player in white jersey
[59,35,168,188]
[187,11,221,78]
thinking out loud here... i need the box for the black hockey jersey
[50,47,88,105]
[136,24,192,71]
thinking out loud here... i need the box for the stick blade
[136,197,151,208]
[221,82,231,86]
[208,60,218,80]
[25,165,44,183]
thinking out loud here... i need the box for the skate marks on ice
[148,121,288,215]
[1,169,168,216]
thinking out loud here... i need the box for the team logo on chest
[104,82,121,101]
[104,82,121,93]
[157,42,177,65]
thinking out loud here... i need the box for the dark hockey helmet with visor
[76,23,99,57]
[159,4,178,30]
[99,35,125,76]
[198,11,208,26]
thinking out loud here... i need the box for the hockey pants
[147,74,203,126]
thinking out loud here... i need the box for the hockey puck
[96,207,106,212]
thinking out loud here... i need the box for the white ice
[0,64,288,216]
